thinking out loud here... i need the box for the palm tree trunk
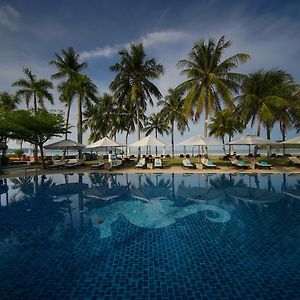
[38,143,45,168]
[256,114,261,136]
[77,97,83,158]
[280,122,286,156]
[171,121,174,158]
[266,127,271,157]
[204,108,209,153]
[222,136,226,154]
[155,129,158,156]
[33,93,38,163]
[254,114,261,156]
[136,105,141,158]
[63,102,71,157]
[126,131,129,157]
[65,103,71,140]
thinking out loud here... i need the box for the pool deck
[1,164,300,179]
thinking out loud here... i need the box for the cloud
[0,4,20,31]
[81,30,190,59]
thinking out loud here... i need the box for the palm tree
[110,43,164,157]
[0,92,19,112]
[12,68,53,112]
[208,109,244,154]
[49,46,87,80]
[237,69,294,155]
[73,74,98,146]
[84,93,117,142]
[144,113,169,156]
[177,36,250,137]
[50,47,89,144]
[158,88,189,157]
[12,68,53,162]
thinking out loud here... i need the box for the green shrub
[1,154,9,166]
[14,149,24,157]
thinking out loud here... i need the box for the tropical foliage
[2,110,65,166]
[158,88,189,157]
[177,36,250,137]
[110,43,164,156]
[1,36,300,165]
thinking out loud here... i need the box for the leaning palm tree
[12,68,53,112]
[208,109,244,154]
[12,68,53,162]
[144,113,169,156]
[110,43,164,157]
[177,36,250,137]
[158,88,189,157]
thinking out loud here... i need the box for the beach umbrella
[85,137,121,148]
[130,135,166,156]
[177,135,221,159]
[45,138,86,157]
[177,135,221,146]
[229,135,278,155]
[45,139,86,150]
[281,136,300,144]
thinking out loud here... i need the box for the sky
[1,0,300,150]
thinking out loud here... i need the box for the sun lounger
[229,158,250,169]
[182,158,196,169]
[154,158,163,168]
[201,158,217,169]
[255,161,272,169]
[288,156,300,167]
[48,159,68,168]
[91,162,105,170]
[66,159,84,168]
[112,159,123,168]
[135,158,146,168]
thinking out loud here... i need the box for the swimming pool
[0,173,299,299]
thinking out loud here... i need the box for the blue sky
[1,0,300,149]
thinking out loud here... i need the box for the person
[108,151,113,170]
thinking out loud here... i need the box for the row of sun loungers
[48,159,84,169]
[135,158,163,169]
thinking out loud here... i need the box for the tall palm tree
[208,109,244,154]
[50,47,88,144]
[12,68,53,162]
[110,43,164,157]
[57,81,76,140]
[177,36,250,137]
[158,88,189,157]
[144,113,169,156]
[73,74,98,146]
[12,68,53,112]
[49,46,87,80]
[237,69,294,155]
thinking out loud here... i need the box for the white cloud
[81,30,190,59]
[0,4,20,31]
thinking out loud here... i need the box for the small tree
[3,110,66,167]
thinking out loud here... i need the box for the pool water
[0,173,299,299]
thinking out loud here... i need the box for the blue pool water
[0,173,299,299]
